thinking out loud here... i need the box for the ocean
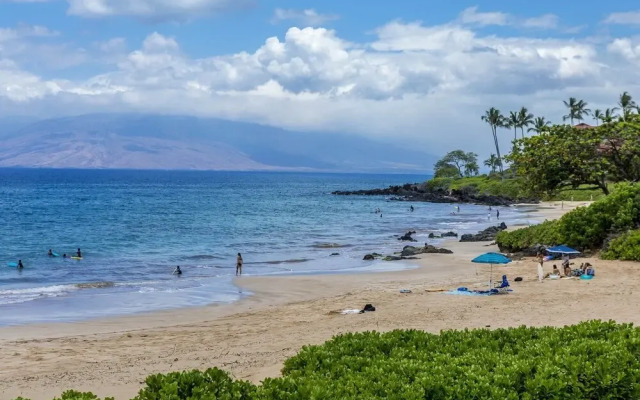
[0,169,536,326]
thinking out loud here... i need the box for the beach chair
[494,275,510,289]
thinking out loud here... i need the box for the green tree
[434,150,479,178]
[618,91,636,121]
[507,111,520,142]
[602,108,617,124]
[484,154,500,174]
[507,124,609,195]
[563,97,591,125]
[481,107,505,175]
[593,109,603,126]
[517,107,534,138]
[527,117,551,134]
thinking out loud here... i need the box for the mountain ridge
[0,114,437,173]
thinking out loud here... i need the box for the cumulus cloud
[271,8,340,26]
[458,6,508,26]
[1,19,640,155]
[604,10,640,25]
[66,0,255,20]
[522,14,559,29]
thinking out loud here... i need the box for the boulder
[460,223,508,242]
[398,230,418,242]
[442,231,458,238]
[363,254,375,260]
[383,255,403,261]
[401,244,453,257]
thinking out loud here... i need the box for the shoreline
[0,201,600,400]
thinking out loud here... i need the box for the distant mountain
[0,114,437,173]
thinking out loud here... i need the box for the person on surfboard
[76,248,82,258]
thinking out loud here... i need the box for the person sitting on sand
[173,266,182,275]
[76,248,82,258]
[17,260,23,269]
[48,249,53,257]
[236,253,243,276]
[552,265,561,276]
[564,263,572,277]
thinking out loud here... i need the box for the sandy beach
[4,201,635,400]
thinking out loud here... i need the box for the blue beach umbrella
[472,252,512,288]
[546,245,580,255]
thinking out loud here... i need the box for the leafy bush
[17,321,640,399]
[13,391,114,400]
[497,183,640,252]
[424,175,528,200]
[602,230,640,261]
[134,368,256,400]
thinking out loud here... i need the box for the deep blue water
[0,169,535,325]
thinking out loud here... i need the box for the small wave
[76,281,115,289]
[0,284,76,296]
[184,254,222,260]
[255,258,311,265]
[310,243,350,249]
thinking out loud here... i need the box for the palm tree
[618,92,636,121]
[484,154,499,174]
[563,97,579,125]
[528,117,551,134]
[481,108,505,175]
[507,111,519,142]
[593,109,603,126]
[517,107,534,138]
[602,108,617,124]
[575,99,591,123]
[563,97,591,125]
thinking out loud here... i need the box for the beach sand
[3,201,635,400]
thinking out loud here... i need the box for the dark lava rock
[442,231,458,238]
[460,222,508,242]
[363,254,375,260]
[401,244,453,257]
[383,255,403,261]
[398,230,417,242]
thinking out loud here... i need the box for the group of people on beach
[173,253,243,277]
[536,253,595,282]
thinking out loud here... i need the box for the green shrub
[602,230,640,261]
[19,321,640,399]
[133,368,256,400]
[12,391,114,400]
[497,183,640,252]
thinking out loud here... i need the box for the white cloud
[1,20,640,156]
[604,10,640,25]
[458,6,508,26]
[66,0,254,20]
[523,14,559,29]
[271,8,340,26]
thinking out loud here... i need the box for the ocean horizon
[0,168,536,326]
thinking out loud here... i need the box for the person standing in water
[236,253,243,276]
[76,248,82,258]
[48,249,53,257]
[496,209,500,219]
[173,266,182,275]
[17,260,24,269]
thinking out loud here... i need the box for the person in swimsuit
[173,266,182,275]
[76,248,82,258]
[236,253,243,276]
[17,260,24,269]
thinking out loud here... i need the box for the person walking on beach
[536,253,544,283]
[236,253,243,276]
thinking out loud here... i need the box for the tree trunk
[492,126,504,177]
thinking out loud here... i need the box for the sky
[2,0,640,158]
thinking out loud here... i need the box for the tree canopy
[434,150,479,178]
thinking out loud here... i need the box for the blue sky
[2,0,640,155]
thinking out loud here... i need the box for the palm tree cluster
[481,91,640,175]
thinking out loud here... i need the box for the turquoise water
[0,169,534,325]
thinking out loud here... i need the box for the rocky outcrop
[460,223,508,242]
[429,231,458,239]
[401,244,453,257]
[332,183,537,206]
[398,231,417,242]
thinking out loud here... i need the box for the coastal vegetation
[17,321,640,399]
[496,183,640,255]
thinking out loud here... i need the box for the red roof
[574,123,594,129]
